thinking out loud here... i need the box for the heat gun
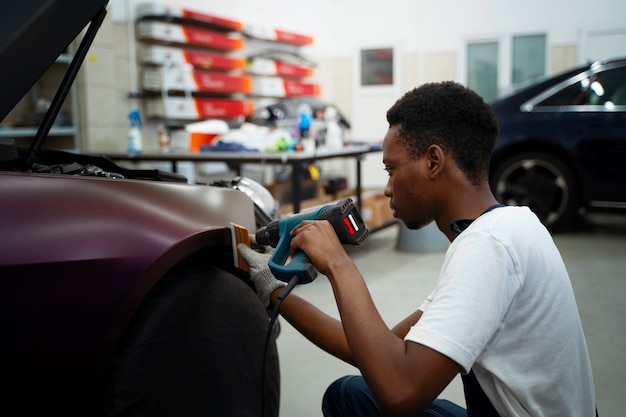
[255,197,369,284]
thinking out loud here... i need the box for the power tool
[255,197,369,284]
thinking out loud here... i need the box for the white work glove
[237,243,287,307]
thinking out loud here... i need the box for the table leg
[356,155,363,212]
[291,162,303,213]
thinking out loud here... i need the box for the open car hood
[0,0,108,171]
[0,0,108,121]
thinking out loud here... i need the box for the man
[239,81,596,416]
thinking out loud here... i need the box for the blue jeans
[322,375,466,417]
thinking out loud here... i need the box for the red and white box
[136,3,243,32]
[146,97,254,120]
[140,45,245,71]
[246,57,314,78]
[137,21,244,51]
[142,67,251,94]
[251,77,321,97]
[244,24,314,46]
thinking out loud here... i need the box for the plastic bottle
[127,109,143,154]
[297,100,313,139]
[324,106,343,149]
[157,123,171,153]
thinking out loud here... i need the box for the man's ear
[426,145,445,178]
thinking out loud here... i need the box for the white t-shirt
[404,206,596,417]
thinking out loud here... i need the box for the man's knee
[421,399,467,417]
[322,375,466,417]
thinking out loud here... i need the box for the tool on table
[255,197,369,284]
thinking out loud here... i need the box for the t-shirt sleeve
[404,229,522,373]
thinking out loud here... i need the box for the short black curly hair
[386,81,499,185]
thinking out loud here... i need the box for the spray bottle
[127,109,143,154]
[297,100,314,152]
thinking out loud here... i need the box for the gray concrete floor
[276,213,626,417]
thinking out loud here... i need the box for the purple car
[0,1,280,416]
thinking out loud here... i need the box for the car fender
[0,171,257,410]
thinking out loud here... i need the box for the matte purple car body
[0,172,256,410]
[0,1,279,416]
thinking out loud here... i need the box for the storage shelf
[0,126,77,138]
[133,2,319,124]
[0,44,80,151]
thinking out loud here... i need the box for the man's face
[382,126,435,230]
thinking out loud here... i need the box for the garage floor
[276,213,626,417]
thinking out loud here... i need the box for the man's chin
[403,219,435,230]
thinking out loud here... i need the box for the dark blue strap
[450,204,505,234]
[461,371,501,417]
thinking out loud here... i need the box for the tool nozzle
[255,220,280,247]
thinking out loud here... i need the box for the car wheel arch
[92,257,280,417]
[491,141,585,198]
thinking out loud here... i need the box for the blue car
[489,57,626,231]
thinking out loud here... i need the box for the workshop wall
[77,0,626,188]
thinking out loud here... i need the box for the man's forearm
[271,290,355,365]
[324,258,446,416]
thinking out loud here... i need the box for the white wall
[108,0,626,82]
[103,0,626,187]
[330,0,626,57]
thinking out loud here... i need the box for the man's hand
[237,243,286,307]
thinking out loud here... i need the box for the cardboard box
[266,178,320,205]
[246,57,315,77]
[250,77,321,97]
[244,24,314,45]
[145,97,254,120]
[359,191,394,230]
[136,21,243,51]
[140,45,246,71]
[279,195,335,216]
[136,3,244,32]
[142,68,251,94]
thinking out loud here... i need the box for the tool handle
[267,207,323,283]
[265,198,368,283]
[268,247,317,283]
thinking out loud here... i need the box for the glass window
[590,67,626,106]
[539,66,626,107]
[467,42,498,101]
[512,34,546,87]
[360,48,393,86]
[538,80,590,106]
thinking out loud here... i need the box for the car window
[590,67,626,106]
[537,66,626,108]
[538,81,588,106]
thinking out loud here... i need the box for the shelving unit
[0,49,81,152]
[126,3,325,191]
[132,2,320,131]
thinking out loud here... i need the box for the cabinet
[0,48,81,152]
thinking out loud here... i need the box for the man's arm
[289,220,461,416]
[391,309,423,337]
[270,292,424,367]
[269,290,354,365]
